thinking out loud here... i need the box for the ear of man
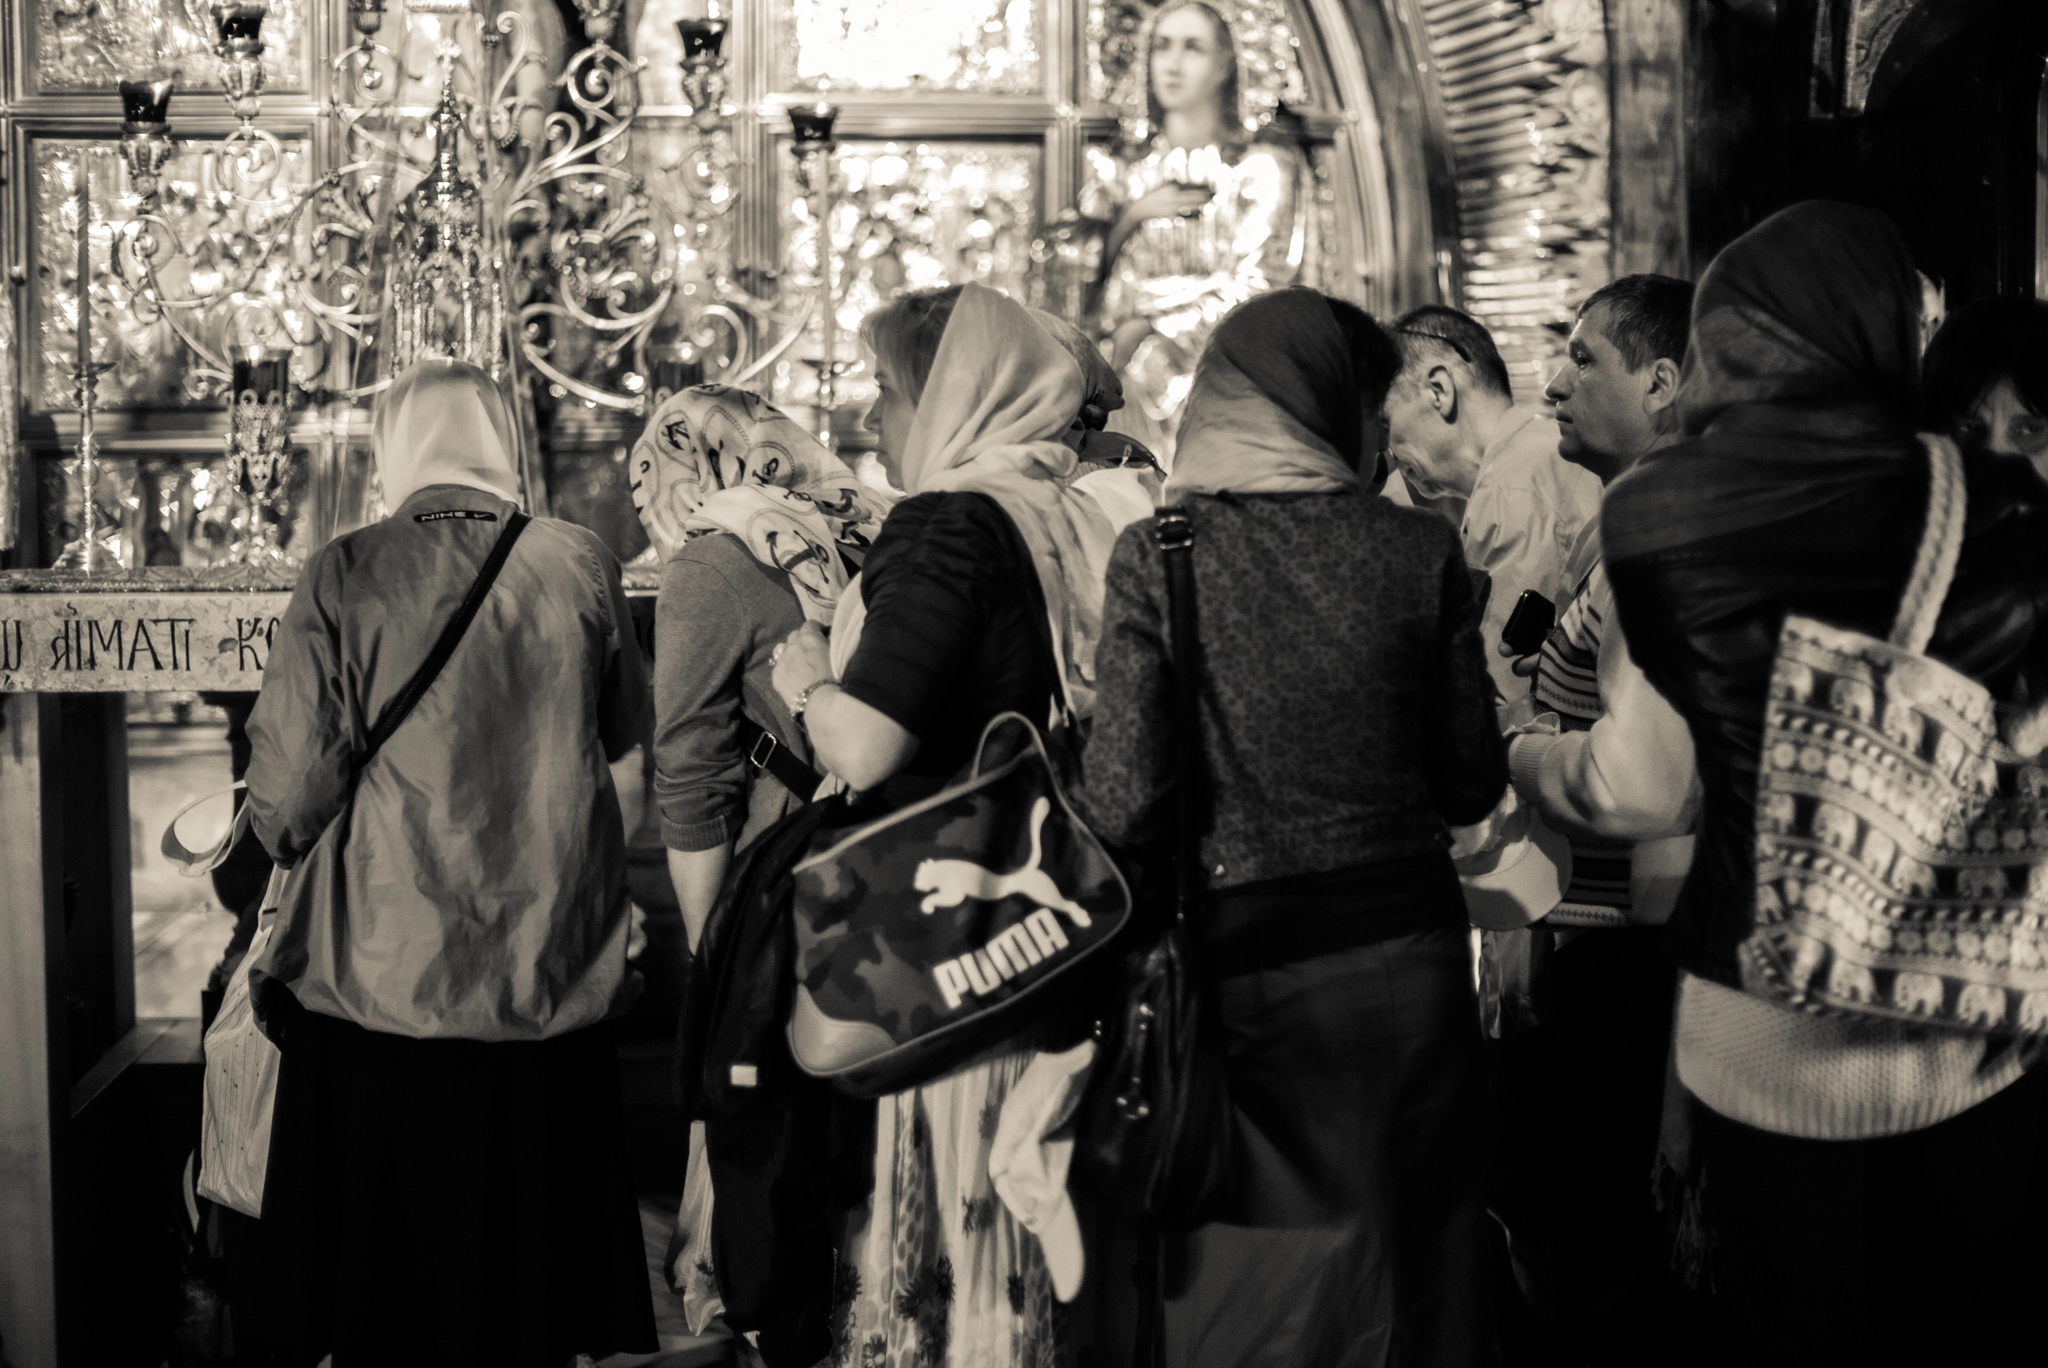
[1429,364,1460,424]
[1643,355,1683,434]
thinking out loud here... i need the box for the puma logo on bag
[918,797,1097,1012]
[914,797,1096,929]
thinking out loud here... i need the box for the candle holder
[224,352,295,566]
[54,172,126,573]
[676,17,729,125]
[119,78,177,207]
[211,1,268,124]
[789,103,840,449]
[789,102,839,156]
[347,0,386,35]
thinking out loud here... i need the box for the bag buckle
[749,730,779,771]
[1154,509,1194,551]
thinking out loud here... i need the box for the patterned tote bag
[1743,435,2048,1035]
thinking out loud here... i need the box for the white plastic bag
[196,866,286,1218]
[667,1121,725,1335]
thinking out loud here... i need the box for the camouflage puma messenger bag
[786,712,1132,1097]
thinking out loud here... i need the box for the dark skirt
[1160,889,1494,1368]
[258,995,658,1368]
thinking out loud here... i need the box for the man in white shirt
[1383,305,1604,701]
[1493,275,1701,1366]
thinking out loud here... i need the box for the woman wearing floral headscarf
[629,383,883,950]
[631,384,885,1340]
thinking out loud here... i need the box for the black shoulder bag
[1073,506,1236,1228]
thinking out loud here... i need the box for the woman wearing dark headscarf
[1082,288,1506,1367]
[1604,202,2048,1366]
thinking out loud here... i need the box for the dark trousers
[1161,923,1494,1368]
[1487,926,1684,1366]
[1701,1065,2048,1368]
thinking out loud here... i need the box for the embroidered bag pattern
[1743,435,2048,1035]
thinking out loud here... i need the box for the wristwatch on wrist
[792,678,833,720]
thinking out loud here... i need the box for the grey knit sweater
[1079,491,1507,892]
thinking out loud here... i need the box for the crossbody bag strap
[736,714,825,799]
[1888,434,1967,654]
[356,510,530,770]
[1153,507,1200,918]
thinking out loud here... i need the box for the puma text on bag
[786,714,1130,1097]
[1744,436,2048,1035]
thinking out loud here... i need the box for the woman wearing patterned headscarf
[632,384,886,1339]
[629,382,883,948]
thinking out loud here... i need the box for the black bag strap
[1153,507,1200,918]
[736,714,825,799]
[354,510,529,771]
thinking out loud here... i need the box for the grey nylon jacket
[245,485,651,1041]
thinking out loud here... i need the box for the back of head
[1675,200,1922,437]
[1603,202,1926,565]
[1392,304,1513,401]
[860,286,964,406]
[373,359,521,510]
[1922,296,2048,433]
[1577,274,1695,370]
[1172,288,1401,493]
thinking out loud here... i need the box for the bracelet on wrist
[792,678,835,720]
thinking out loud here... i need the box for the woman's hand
[1123,184,1213,226]
[770,622,834,713]
[1105,184,1214,269]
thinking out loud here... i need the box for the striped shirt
[1530,563,1635,925]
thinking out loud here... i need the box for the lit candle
[75,173,91,381]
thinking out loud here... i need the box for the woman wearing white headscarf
[765,282,1121,1366]
[245,359,656,1368]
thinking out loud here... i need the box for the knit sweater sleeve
[1074,519,1173,852]
[651,548,754,853]
[1508,596,1700,841]
[1427,526,1510,826]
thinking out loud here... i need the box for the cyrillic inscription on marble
[0,593,295,692]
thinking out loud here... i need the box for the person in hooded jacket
[1603,202,2048,1367]
[244,358,656,1368]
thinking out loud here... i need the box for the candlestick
[789,104,840,449]
[224,348,296,566]
[212,0,269,123]
[119,76,176,205]
[55,171,116,573]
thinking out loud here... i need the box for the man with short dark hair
[1491,274,1703,1366]
[1384,304,1602,700]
